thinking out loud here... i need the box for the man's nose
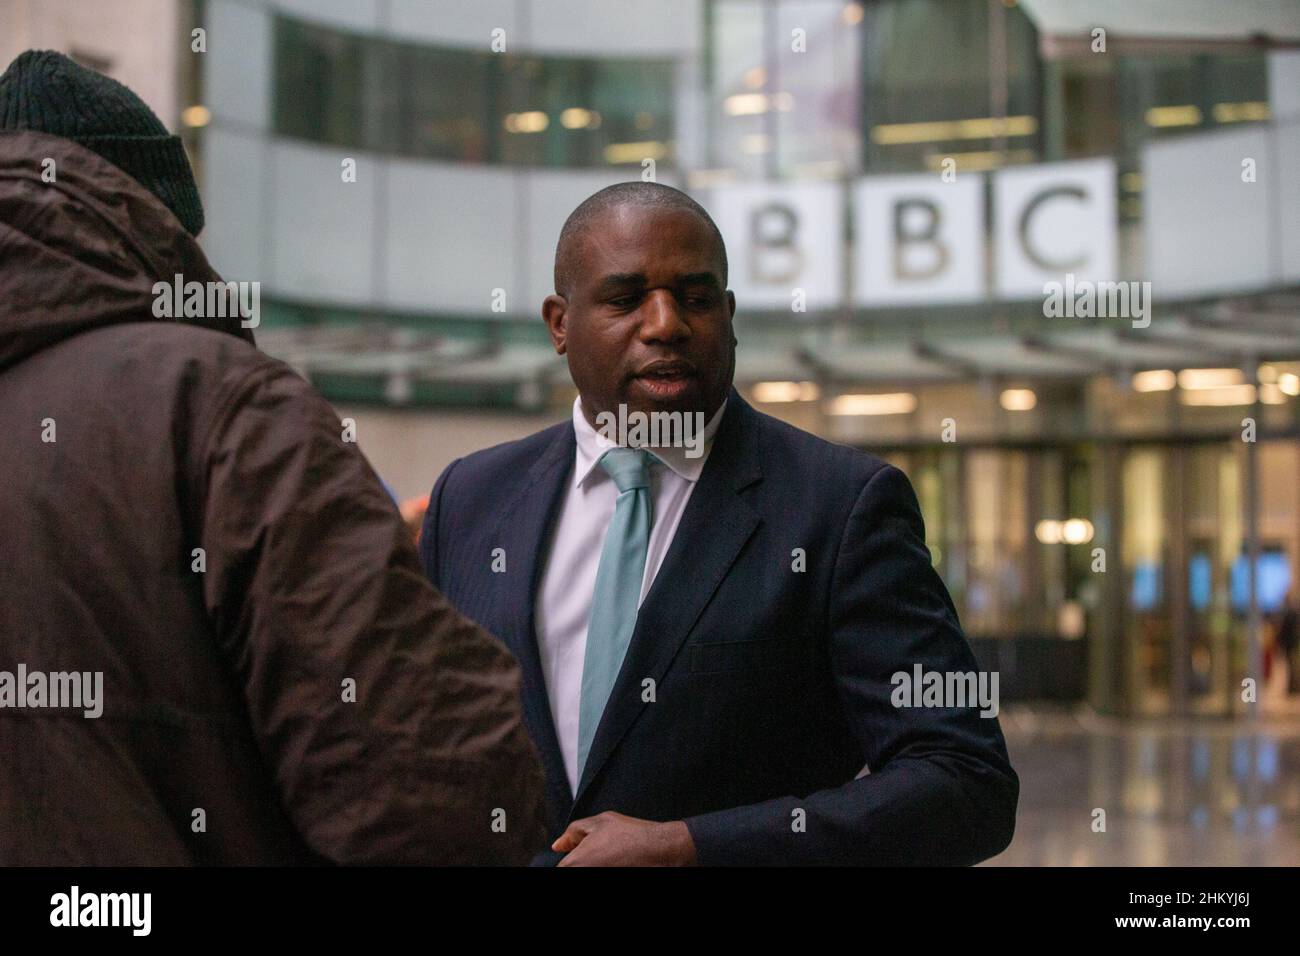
[637,289,690,343]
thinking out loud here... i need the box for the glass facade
[705,0,1271,205]
[1054,50,1269,217]
[860,0,1042,172]
[872,428,1300,716]
[272,14,677,168]
[194,0,1300,719]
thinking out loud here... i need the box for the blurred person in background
[0,50,545,865]
[1278,590,1300,696]
[402,493,432,546]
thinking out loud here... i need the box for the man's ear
[542,294,568,355]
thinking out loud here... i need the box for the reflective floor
[988,707,1300,866]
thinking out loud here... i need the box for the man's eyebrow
[677,272,723,289]
[591,271,722,295]
[594,273,647,295]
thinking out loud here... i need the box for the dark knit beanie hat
[0,49,204,235]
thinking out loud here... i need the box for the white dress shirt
[536,396,727,794]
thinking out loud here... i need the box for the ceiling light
[1000,388,1037,411]
[1178,368,1244,390]
[1132,369,1176,392]
[504,111,548,133]
[828,392,917,416]
[1146,105,1202,128]
[753,381,821,403]
[1178,384,1257,406]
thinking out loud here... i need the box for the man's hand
[552,812,697,866]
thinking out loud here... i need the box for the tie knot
[599,447,652,492]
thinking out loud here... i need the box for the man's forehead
[573,204,723,280]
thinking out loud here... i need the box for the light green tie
[577,447,655,779]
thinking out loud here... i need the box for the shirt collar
[572,396,728,488]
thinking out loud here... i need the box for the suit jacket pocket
[688,637,802,674]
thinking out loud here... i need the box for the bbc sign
[705,158,1117,309]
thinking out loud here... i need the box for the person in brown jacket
[0,50,546,865]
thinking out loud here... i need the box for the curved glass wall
[272,14,677,168]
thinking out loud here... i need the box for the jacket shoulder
[61,320,278,383]
[744,403,893,490]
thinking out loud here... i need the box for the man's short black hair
[553,181,728,298]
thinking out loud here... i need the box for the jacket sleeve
[190,361,547,864]
[684,464,1018,865]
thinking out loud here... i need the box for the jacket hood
[0,129,255,372]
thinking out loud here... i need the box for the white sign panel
[1144,126,1282,296]
[1280,121,1300,286]
[993,158,1117,300]
[854,175,984,305]
[706,182,843,311]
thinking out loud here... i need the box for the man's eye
[609,295,639,309]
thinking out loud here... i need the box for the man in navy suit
[419,182,1017,865]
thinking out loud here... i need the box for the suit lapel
[487,423,576,814]
[572,392,764,809]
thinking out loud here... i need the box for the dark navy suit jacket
[419,391,1018,865]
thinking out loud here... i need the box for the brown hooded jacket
[0,130,546,865]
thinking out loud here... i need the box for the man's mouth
[632,361,696,400]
